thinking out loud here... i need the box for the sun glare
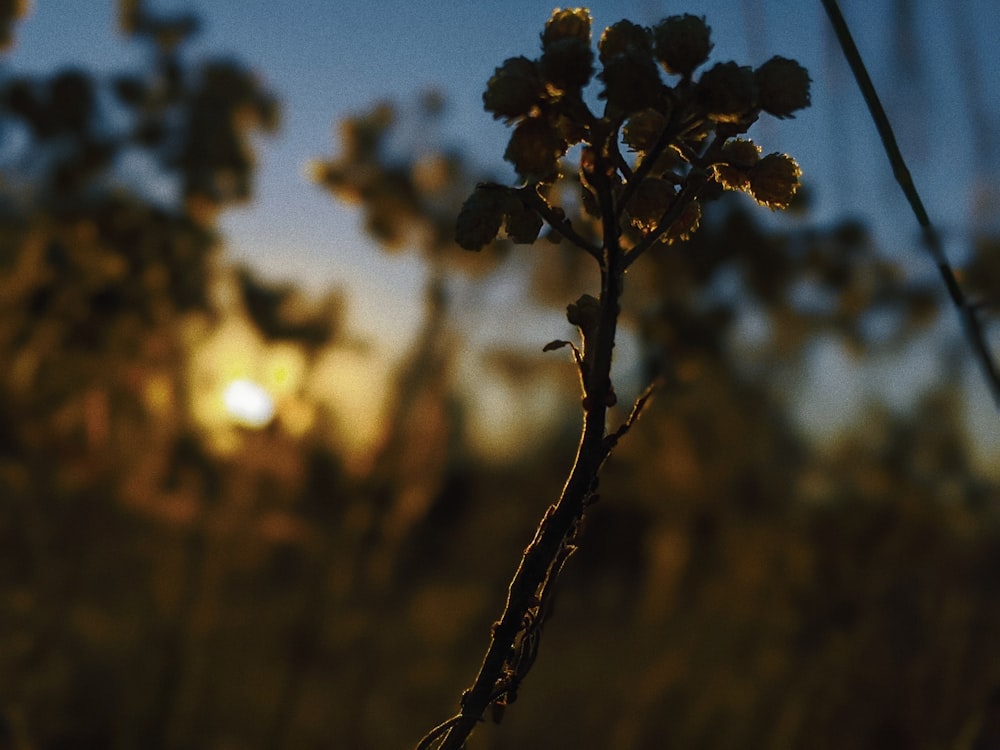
[222,378,275,427]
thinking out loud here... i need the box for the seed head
[455,185,511,251]
[748,152,801,209]
[755,56,811,118]
[504,118,568,181]
[653,14,712,76]
[627,178,675,232]
[622,108,668,153]
[599,20,652,63]
[542,8,592,47]
[483,57,545,122]
[505,203,544,244]
[664,199,701,243]
[710,138,762,191]
[697,62,758,123]
[541,36,594,91]
[599,50,662,114]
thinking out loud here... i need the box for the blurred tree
[2,4,1000,750]
[307,8,1000,750]
[0,3,347,749]
[0,0,27,51]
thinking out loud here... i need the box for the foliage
[1,4,999,750]
[418,8,818,747]
[414,5,1000,750]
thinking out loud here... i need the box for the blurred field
[3,3,1000,749]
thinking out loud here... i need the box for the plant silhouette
[417,9,816,748]
[2,3,1000,750]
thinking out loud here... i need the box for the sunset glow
[222,378,275,427]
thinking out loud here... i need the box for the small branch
[414,715,465,750]
[617,111,683,219]
[603,378,662,456]
[624,171,710,270]
[821,0,1000,410]
[610,138,634,183]
[543,339,587,391]
[518,186,602,261]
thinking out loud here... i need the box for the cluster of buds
[710,138,802,209]
[439,13,813,748]
[456,8,810,252]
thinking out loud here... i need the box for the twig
[518,186,602,261]
[414,714,465,750]
[624,171,710,269]
[611,137,635,183]
[820,0,1000,409]
[603,378,662,455]
[616,111,680,221]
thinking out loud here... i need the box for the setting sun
[222,378,275,427]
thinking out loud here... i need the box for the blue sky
[8,1,998,294]
[6,0,1000,456]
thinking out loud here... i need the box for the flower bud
[710,137,761,190]
[483,56,545,122]
[697,61,758,122]
[505,203,544,244]
[662,199,701,244]
[626,178,674,232]
[598,20,652,63]
[567,293,601,335]
[599,50,662,114]
[622,108,667,153]
[721,137,761,167]
[542,8,592,47]
[653,14,712,76]
[541,36,594,91]
[748,152,801,209]
[455,185,511,251]
[504,117,568,181]
[711,165,748,191]
[755,56,811,118]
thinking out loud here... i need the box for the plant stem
[428,153,625,750]
[821,0,1000,409]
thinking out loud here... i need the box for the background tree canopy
[1,2,1000,749]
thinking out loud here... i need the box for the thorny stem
[428,147,626,750]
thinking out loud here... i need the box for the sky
[5,0,1000,458]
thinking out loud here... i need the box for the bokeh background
[2,1,1000,748]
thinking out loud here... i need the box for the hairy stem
[428,151,625,750]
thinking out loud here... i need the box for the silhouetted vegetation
[2,3,1000,750]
